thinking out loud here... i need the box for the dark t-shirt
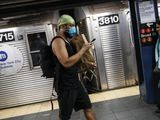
[58,39,81,91]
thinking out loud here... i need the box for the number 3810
[98,15,119,26]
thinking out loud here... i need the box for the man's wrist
[78,51,83,57]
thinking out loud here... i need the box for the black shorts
[58,85,92,120]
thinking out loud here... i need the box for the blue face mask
[65,26,77,38]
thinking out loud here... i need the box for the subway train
[0,0,157,110]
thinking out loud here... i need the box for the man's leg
[58,90,77,120]
[83,108,96,120]
[74,84,96,120]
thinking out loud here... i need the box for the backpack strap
[50,35,65,91]
[50,36,72,49]
[50,36,65,110]
[50,36,65,46]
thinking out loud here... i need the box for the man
[155,22,160,113]
[52,14,96,120]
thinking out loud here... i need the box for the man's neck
[58,32,67,40]
[58,32,72,42]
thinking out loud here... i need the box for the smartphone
[91,38,96,43]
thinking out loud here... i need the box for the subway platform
[0,86,160,120]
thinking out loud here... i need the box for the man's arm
[52,38,92,68]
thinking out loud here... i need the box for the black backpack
[40,43,56,78]
[40,36,62,110]
[40,36,62,78]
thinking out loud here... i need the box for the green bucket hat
[58,14,75,27]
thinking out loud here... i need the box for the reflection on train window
[27,32,47,68]
[30,52,41,67]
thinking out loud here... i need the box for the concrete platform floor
[1,86,160,120]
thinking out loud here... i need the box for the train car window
[27,32,47,68]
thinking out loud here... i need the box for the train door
[84,3,138,90]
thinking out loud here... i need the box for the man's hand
[81,42,92,52]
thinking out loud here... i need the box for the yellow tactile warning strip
[0,86,139,119]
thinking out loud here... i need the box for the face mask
[64,26,77,38]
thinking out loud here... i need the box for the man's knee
[84,108,95,115]
[84,108,96,120]
[84,108,93,112]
